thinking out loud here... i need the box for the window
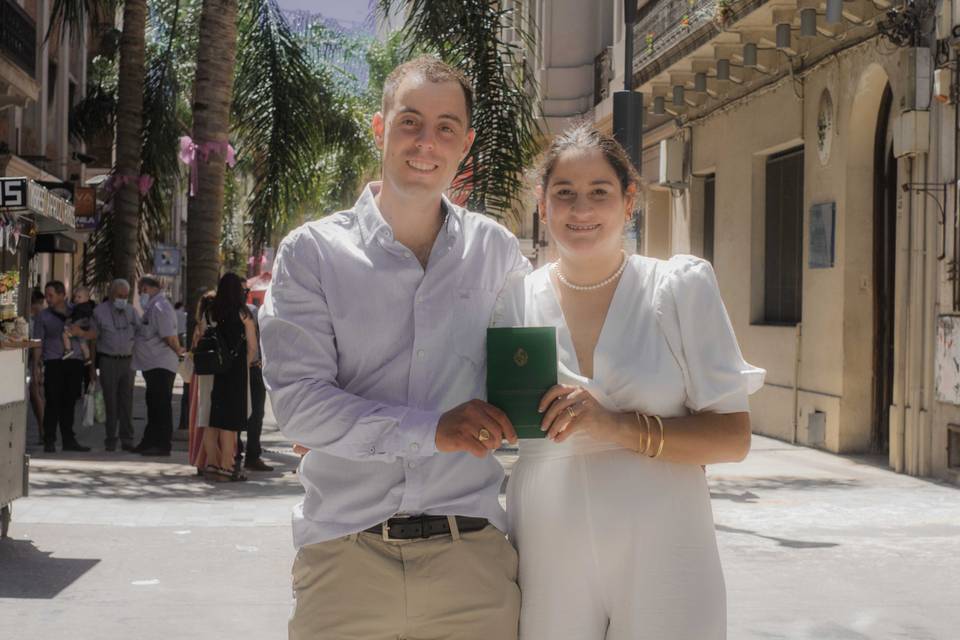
[764,147,804,324]
[703,174,715,263]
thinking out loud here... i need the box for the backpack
[192,319,239,376]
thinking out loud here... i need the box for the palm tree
[184,0,238,320]
[51,0,147,291]
[378,0,541,226]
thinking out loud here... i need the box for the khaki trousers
[289,522,520,640]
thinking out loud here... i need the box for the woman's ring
[477,428,492,442]
[566,405,578,420]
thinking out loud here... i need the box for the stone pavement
[1,376,958,639]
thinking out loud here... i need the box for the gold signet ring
[477,428,492,442]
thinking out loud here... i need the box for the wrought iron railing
[0,0,37,77]
[633,0,722,73]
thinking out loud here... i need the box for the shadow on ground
[26,450,304,501]
[0,538,100,598]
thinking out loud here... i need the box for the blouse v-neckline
[541,255,637,382]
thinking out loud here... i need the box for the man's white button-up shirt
[260,183,530,548]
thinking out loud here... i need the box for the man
[32,281,92,453]
[132,275,183,456]
[260,56,528,639]
[93,279,138,451]
[240,277,271,472]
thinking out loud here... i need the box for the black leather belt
[99,353,131,359]
[365,515,488,540]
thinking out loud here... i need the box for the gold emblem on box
[513,347,529,367]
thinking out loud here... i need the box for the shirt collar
[355,182,463,246]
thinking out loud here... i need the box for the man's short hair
[382,55,475,125]
[138,275,163,290]
[44,280,66,296]
[110,278,131,295]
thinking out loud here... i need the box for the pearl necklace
[552,252,628,291]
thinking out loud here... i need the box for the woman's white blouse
[493,254,765,420]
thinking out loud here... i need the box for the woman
[187,290,216,473]
[197,274,258,481]
[497,124,764,639]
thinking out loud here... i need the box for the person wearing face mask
[132,275,184,456]
[93,278,139,451]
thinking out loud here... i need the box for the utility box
[658,138,684,186]
[893,110,930,158]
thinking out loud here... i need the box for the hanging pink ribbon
[104,173,154,196]
[179,135,237,197]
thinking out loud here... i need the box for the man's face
[372,75,475,200]
[113,286,130,301]
[44,287,65,308]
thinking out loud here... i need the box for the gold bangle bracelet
[634,411,650,455]
[650,415,665,459]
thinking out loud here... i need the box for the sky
[274,0,373,25]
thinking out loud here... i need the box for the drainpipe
[792,322,802,444]
[908,154,926,476]
[892,156,913,473]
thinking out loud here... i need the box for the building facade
[1,0,92,292]
[526,0,960,482]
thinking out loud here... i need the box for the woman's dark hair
[535,122,640,194]
[31,289,45,304]
[211,273,250,324]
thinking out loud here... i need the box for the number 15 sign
[0,178,28,209]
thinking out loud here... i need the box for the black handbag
[192,320,239,376]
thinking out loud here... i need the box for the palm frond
[233,0,367,252]
[46,0,116,43]
[377,0,542,225]
[138,43,184,272]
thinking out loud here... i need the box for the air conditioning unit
[658,138,684,187]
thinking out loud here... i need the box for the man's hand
[436,400,517,458]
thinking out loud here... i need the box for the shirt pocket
[451,288,498,367]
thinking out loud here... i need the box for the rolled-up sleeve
[259,229,441,463]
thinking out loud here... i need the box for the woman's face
[539,148,634,260]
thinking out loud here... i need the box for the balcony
[0,0,37,78]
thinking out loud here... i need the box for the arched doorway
[872,84,896,453]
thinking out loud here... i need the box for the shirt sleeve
[655,255,765,414]
[259,227,441,463]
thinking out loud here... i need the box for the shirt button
[416,296,424,304]
[410,442,420,453]
[416,350,425,359]
[408,461,417,469]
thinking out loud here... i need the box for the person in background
[93,279,138,452]
[187,290,217,472]
[32,281,93,453]
[28,289,46,444]
[174,301,188,351]
[199,273,258,481]
[132,275,183,456]
[62,285,95,364]
[175,300,190,432]
[239,277,272,472]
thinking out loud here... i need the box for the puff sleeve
[656,255,765,414]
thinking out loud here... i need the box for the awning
[0,177,76,233]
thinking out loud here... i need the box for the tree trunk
[112,0,147,293]
[186,0,239,330]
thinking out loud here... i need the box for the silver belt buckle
[382,520,392,542]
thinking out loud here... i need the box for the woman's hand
[539,384,627,444]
